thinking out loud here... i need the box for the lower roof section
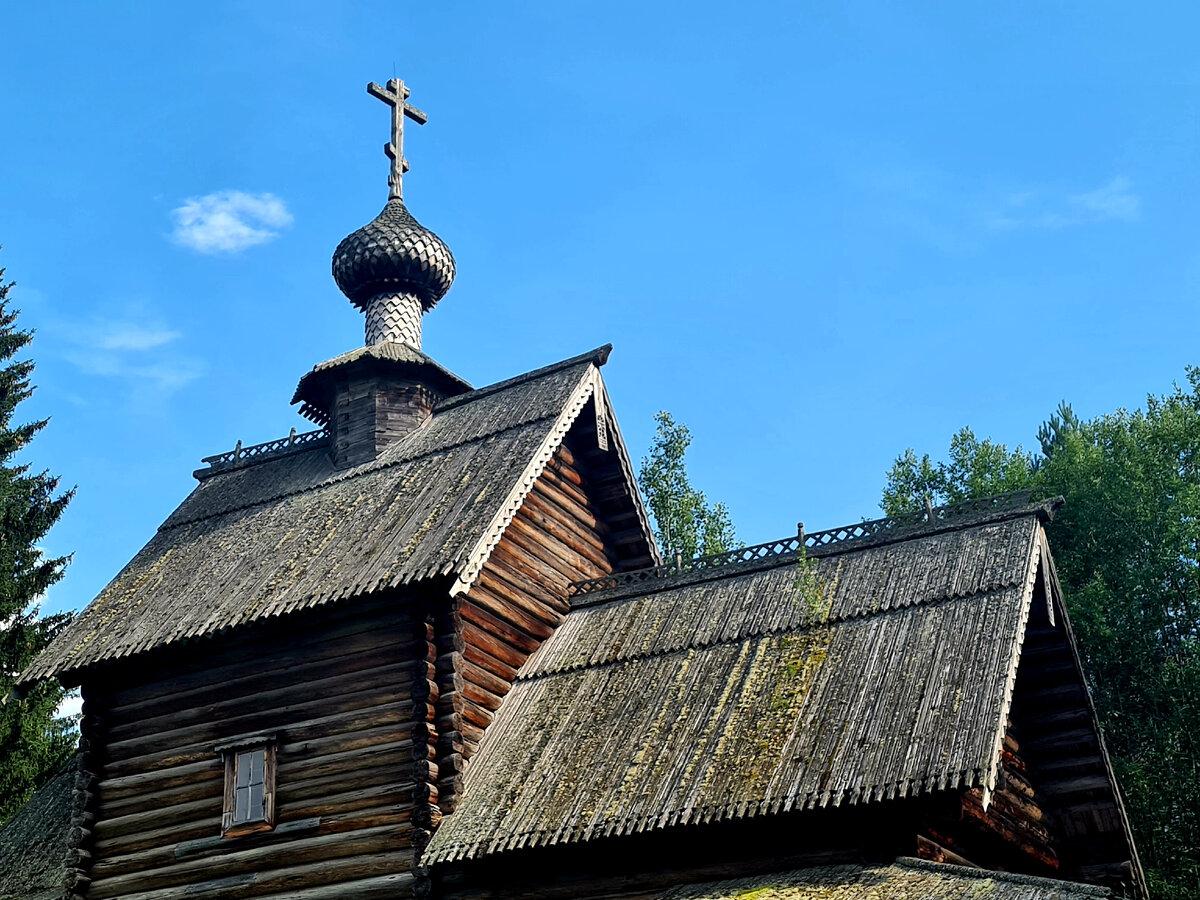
[0,762,70,900]
[426,513,1044,864]
[659,858,1110,900]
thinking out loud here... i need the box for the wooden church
[1,79,1146,900]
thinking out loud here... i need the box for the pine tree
[0,259,75,826]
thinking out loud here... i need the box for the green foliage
[0,261,75,827]
[794,548,830,623]
[638,411,737,560]
[881,427,1036,517]
[882,373,1200,899]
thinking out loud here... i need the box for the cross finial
[367,78,429,201]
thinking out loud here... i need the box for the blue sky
[2,2,1198,617]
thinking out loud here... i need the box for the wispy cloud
[171,191,293,253]
[96,324,180,351]
[990,177,1142,230]
[54,312,204,396]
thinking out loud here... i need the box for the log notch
[81,593,419,900]
[433,403,654,815]
[411,599,441,898]
[64,683,106,900]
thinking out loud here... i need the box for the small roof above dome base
[291,342,472,425]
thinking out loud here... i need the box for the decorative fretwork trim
[447,366,601,596]
[198,427,330,475]
[570,491,1051,599]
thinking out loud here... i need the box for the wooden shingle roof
[21,346,630,686]
[425,502,1057,864]
[656,859,1110,900]
[0,763,71,900]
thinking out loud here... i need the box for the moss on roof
[660,859,1110,900]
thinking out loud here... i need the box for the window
[215,735,277,836]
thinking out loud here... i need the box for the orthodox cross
[367,78,429,201]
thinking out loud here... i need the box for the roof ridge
[161,410,563,533]
[525,579,1026,683]
[893,857,1111,896]
[435,345,611,412]
[572,493,1061,604]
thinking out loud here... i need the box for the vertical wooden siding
[82,596,418,900]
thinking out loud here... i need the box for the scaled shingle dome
[332,198,456,311]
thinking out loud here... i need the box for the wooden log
[530,479,611,538]
[460,631,519,681]
[107,604,410,711]
[461,677,506,712]
[101,703,415,778]
[545,454,585,487]
[916,834,980,868]
[106,668,412,760]
[506,516,609,581]
[485,545,572,612]
[500,521,602,585]
[459,697,495,731]
[469,577,559,638]
[91,807,411,881]
[88,843,411,900]
[459,601,540,656]
[459,657,512,699]
[518,492,612,563]
[106,651,410,740]
[488,542,575,600]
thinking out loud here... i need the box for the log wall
[81,595,420,900]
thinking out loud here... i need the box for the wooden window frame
[215,734,278,838]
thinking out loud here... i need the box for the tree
[882,378,1200,900]
[0,260,75,827]
[638,411,737,561]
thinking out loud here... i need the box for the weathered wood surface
[83,597,418,900]
[916,561,1141,893]
[22,349,657,685]
[426,516,1045,865]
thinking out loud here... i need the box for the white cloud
[1068,177,1141,223]
[171,191,293,254]
[54,313,203,396]
[990,177,1142,230]
[97,324,180,351]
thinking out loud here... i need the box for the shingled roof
[20,346,646,686]
[425,499,1060,864]
[0,762,71,900]
[657,858,1110,900]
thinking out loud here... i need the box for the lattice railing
[201,427,330,468]
[570,490,1035,597]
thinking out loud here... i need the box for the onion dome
[331,198,456,312]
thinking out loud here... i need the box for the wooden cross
[367,78,429,201]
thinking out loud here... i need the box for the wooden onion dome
[331,198,455,347]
